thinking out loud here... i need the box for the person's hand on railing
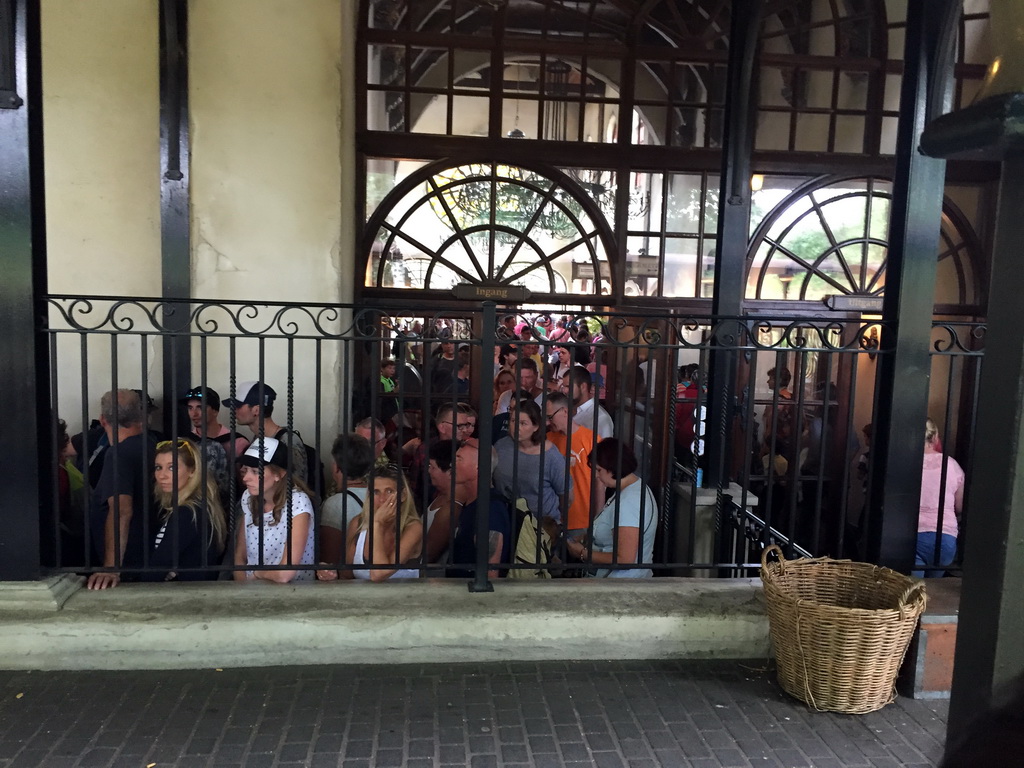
[315,564,339,581]
[86,571,120,590]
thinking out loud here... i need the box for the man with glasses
[546,393,600,536]
[355,416,390,465]
[407,403,477,510]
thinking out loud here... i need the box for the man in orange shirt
[545,392,600,535]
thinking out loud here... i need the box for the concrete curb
[0,578,771,670]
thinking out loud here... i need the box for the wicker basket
[760,544,927,714]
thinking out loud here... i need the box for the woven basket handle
[761,544,786,573]
[897,581,927,619]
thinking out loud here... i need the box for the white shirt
[241,488,316,581]
[574,397,614,439]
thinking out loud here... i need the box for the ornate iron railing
[41,295,981,584]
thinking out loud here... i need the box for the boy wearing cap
[223,382,308,485]
[182,386,250,464]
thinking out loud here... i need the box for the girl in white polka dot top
[234,437,316,582]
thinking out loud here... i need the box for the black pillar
[921,93,1024,749]
[0,0,46,580]
[160,0,191,428]
[866,0,959,571]
[706,0,762,487]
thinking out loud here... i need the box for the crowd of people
[53,316,966,587]
[59,313,661,589]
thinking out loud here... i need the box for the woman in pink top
[915,418,964,577]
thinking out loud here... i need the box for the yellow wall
[42,0,162,424]
[42,0,161,295]
[42,0,353,440]
[190,0,344,304]
[189,0,348,438]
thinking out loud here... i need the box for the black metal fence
[42,295,982,585]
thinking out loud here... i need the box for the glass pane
[369,45,405,86]
[824,194,868,244]
[451,95,490,136]
[366,90,404,132]
[558,167,616,227]
[412,93,450,134]
[628,172,662,230]
[756,111,790,151]
[794,113,830,152]
[759,68,790,107]
[836,72,868,111]
[805,70,836,109]
[700,248,716,298]
[586,58,621,97]
[703,175,720,232]
[834,115,866,154]
[541,100,582,142]
[666,174,705,234]
[868,195,891,241]
[662,237,700,298]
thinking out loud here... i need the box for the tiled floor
[0,661,947,767]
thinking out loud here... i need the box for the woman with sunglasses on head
[140,439,227,582]
[566,438,656,578]
[234,437,317,583]
[345,464,422,581]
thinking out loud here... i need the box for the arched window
[746,175,984,308]
[364,160,613,300]
[358,1,990,306]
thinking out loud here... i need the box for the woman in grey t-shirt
[493,399,568,524]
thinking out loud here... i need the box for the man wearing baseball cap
[181,386,249,465]
[223,381,308,484]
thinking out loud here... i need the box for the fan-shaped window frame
[359,158,617,303]
[745,174,985,310]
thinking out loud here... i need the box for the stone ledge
[0,573,83,612]
[0,578,770,670]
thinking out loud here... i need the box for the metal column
[0,0,46,580]
[706,0,762,488]
[160,0,191,430]
[865,0,959,571]
[921,93,1024,749]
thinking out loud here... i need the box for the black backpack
[274,428,326,501]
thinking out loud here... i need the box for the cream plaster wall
[41,0,161,295]
[189,0,349,440]
[189,0,344,304]
[41,0,163,427]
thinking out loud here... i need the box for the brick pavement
[0,661,947,768]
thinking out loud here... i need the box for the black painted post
[0,0,46,580]
[160,0,190,428]
[865,0,959,571]
[920,94,1024,749]
[469,301,496,592]
[707,0,762,488]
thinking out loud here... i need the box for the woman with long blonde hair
[143,438,227,582]
[345,463,422,581]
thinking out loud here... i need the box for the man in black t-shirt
[87,389,156,590]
